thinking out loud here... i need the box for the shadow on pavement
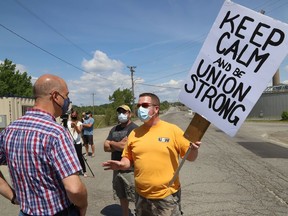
[238,141,288,158]
[100,204,135,216]
[100,204,122,216]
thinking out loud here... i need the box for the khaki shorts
[135,189,182,216]
[113,170,135,202]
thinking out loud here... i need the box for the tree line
[0,59,181,127]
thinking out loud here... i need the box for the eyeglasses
[50,91,69,100]
[117,110,128,114]
[136,103,158,108]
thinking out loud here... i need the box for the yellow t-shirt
[122,120,190,199]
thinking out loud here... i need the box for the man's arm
[83,118,94,129]
[102,157,131,171]
[104,137,128,152]
[104,139,113,152]
[0,170,18,204]
[82,123,93,128]
[62,174,88,216]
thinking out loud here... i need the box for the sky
[0,0,287,106]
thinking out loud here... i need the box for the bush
[281,111,288,120]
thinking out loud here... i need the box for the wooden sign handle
[168,113,211,187]
[184,113,211,142]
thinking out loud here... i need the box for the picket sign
[179,0,288,137]
[169,0,288,186]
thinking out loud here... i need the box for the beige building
[0,96,35,129]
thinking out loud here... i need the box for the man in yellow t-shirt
[103,93,201,216]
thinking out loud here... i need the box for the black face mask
[71,116,77,120]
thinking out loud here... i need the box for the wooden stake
[168,112,210,187]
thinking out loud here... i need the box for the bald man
[0,74,88,216]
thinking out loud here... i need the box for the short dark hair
[139,93,160,106]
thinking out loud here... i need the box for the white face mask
[118,113,128,123]
[137,106,151,122]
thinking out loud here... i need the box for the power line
[14,0,92,58]
[145,68,189,83]
[137,83,181,90]
[0,22,110,81]
[0,23,85,72]
[136,35,206,68]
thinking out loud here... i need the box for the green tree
[108,88,134,109]
[0,59,33,97]
[104,88,134,126]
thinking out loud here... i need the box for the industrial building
[0,96,34,130]
[248,84,288,120]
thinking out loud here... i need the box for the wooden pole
[168,112,210,186]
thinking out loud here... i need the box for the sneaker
[91,154,95,157]
[83,173,88,178]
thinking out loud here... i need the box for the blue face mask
[137,106,151,122]
[57,93,70,115]
[118,113,128,123]
[62,97,71,115]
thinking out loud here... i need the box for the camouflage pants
[135,189,183,216]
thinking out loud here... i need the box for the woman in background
[68,110,87,177]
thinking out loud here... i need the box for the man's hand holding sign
[172,0,288,184]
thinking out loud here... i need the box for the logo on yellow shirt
[158,137,170,142]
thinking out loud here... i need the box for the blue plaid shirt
[0,109,82,215]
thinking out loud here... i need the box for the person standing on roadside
[82,111,95,157]
[103,93,201,216]
[104,105,138,216]
[68,110,87,177]
[0,74,88,216]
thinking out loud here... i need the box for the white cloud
[69,50,131,106]
[134,79,183,104]
[82,50,124,73]
[1,54,186,106]
[15,64,27,74]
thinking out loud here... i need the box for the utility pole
[127,66,136,113]
[92,93,95,115]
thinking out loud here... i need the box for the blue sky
[1,0,287,106]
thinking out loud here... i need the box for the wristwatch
[11,191,17,204]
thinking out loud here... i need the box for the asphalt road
[1,108,288,215]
